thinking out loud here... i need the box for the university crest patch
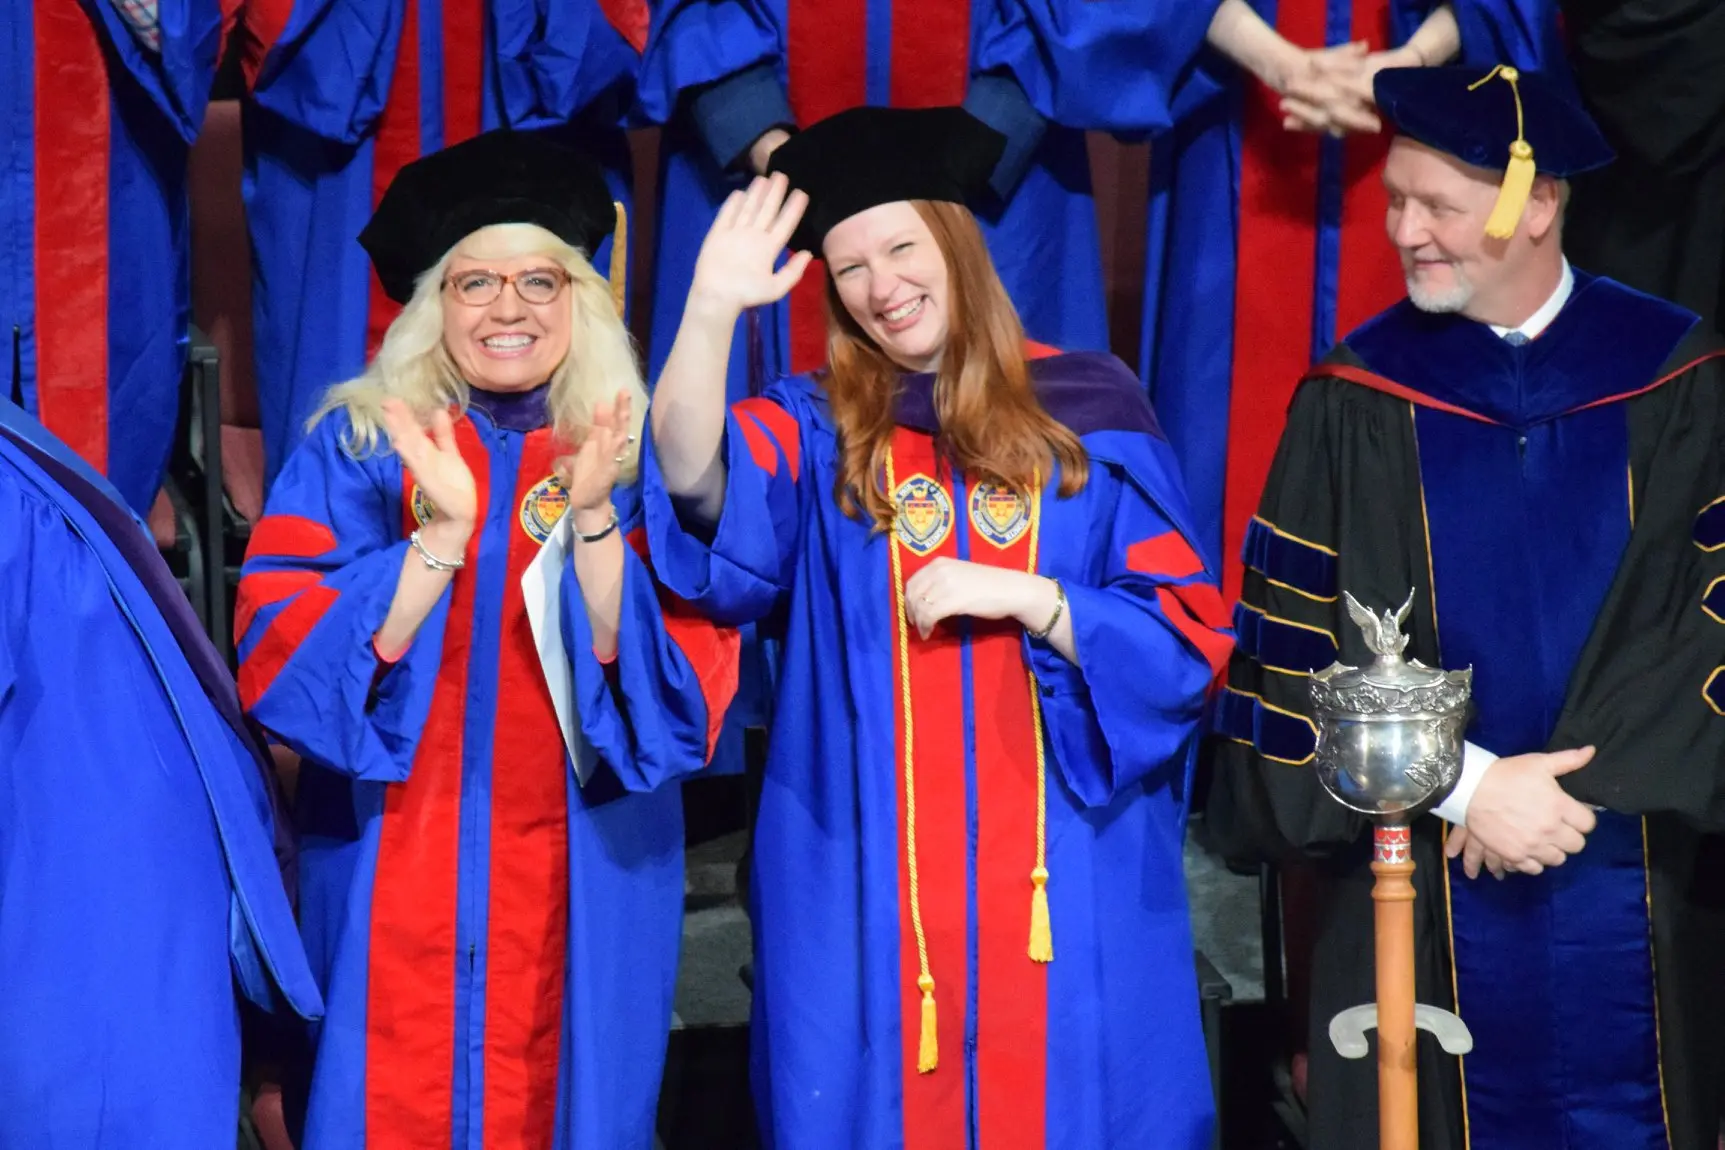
[892,473,953,556]
[969,482,1029,548]
[410,484,437,527]
[519,475,570,544]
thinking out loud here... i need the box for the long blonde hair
[311,222,647,478]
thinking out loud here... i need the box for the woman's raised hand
[555,389,633,516]
[689,173,813,316]
[380,398,478,530]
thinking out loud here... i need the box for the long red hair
[822,200,1088,528]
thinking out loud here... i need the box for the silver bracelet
[410,528,465,572]
[1027,578,1066,640]
[573,508,620,544]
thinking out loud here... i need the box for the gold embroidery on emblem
[969,482,1029,549]
[519,475,570,544]
[410,484,437,527]
[892,473,953,556]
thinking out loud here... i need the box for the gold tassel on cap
[608,200,628,318]
[1469,66,1536,240]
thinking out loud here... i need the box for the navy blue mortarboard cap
[767,106,1006,253]
[1374,65,1615,238]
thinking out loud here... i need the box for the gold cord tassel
[917,974,940,1073]
[1028,867,1053,963]
[888,447,940,1074]
[1469,66,1536,240]
[1025,472,1053,964]
[608,200,628,318]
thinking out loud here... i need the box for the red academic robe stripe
[1157,585,1234,681]
[890,0,968,107]
[33,5,110,476]
[237,584,342,710]
[442,0,485,147]
[1331,0,1403,344]
[483,432,570,1148]
[1126,530,1208,581]
[889,431,969,1146]
[784,0,865,375]
[1222,0,1327,606]
[967,503,1050,1150]
[597,0,651,53]
[625,527,741,762]
[736,397,803,482]
[238,0,294,86]
[367,2,422,358]
[234,568,326,643]
[364,418,491,1147]
[248,514,341,560]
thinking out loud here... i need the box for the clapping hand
[554,389,634,521]
[690,173,814,317]
[380,398,478,530]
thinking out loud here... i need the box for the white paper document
[521,510,594,783]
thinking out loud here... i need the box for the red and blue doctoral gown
[636,1,1219,394]
[0,397,321,1145]
[1131,0,1565,588]
[641,351,1237,1149]
[239,0,648,488]
[235,391,738,1149]
[3,0,230,515]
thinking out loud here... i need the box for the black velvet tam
[358,129,615,304]
[767,105,1005,253]
[1374,64,1615,177]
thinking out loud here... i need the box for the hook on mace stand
[1326,823,1473,1150]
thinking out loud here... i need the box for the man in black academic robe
[1209,63,1725,1150]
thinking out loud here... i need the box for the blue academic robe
[234,393,738,1149]
[1134,0,1566,586]
[241,0,644,489]
[641,351,1237,1148]
[635,0,1221,394]
[2,0,227,515]
[0,399,320,1146]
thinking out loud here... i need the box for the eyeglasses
[443,267,570,306]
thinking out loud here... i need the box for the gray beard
[1405,269,1475,314]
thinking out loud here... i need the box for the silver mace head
[1308,590,1474,823]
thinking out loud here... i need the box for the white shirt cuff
[1431,741,1498,826]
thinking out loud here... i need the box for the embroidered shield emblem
[519,475,570,544]
[893,473,953,555]
[970,482,1029,548]
[410,484,437,527]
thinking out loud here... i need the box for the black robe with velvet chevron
[1209,272,1725,1150]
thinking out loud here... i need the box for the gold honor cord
[884,449,1055,1076]
[609,200,628,319]
[1468,65,1537,241]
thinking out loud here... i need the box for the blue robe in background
[1132,0,1564,587]
[0,398,320,1147]
[240,0,645,489]
[3,0,227,515]
[641,351,1236,1148]
[635,0,1222,393]
[236,389,737,1149]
